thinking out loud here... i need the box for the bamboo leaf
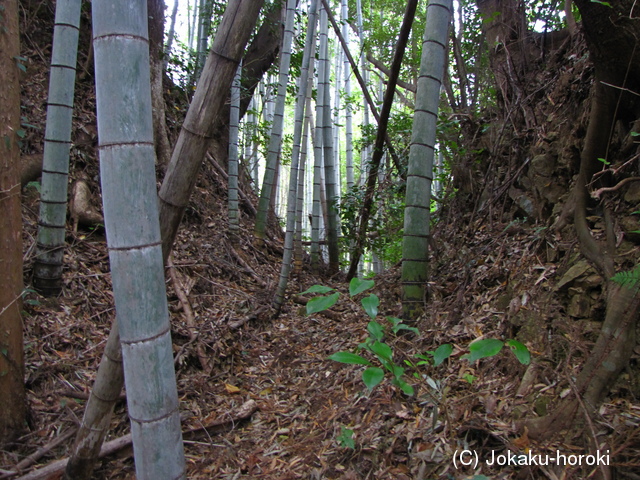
[467,338,504,362]
[328,351,371,365]
[506,339,531,365]
[433,344,453,366]
[306,292,340,314]
[349,277,375,296]
[362,367,384,390]
[361,293,379,319]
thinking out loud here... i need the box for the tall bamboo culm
[318,5,341,272]
[401,0,452,319]
[274,0,319,312]
[92,0,185,477]
[228,63,242,239]
[32,0,82,296]
[254,0,297,244]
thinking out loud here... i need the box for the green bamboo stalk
[32,0,81,296]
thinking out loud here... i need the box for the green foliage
[25,182,41,193]
[349,278,374,296]
[307,278,416,395]
[611,264,640,293]
[339,181,405,266]
[305,279,531,396]
[336,426,355,449]
[461,338,531,365]
[165,39,199,91]
[301,284,340,314]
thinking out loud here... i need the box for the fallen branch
[7,428,77,477]
[9,400,258,480]
[168,255,210,371]
[228,245,267,287]
[206,152,257,216]
[591,176,640,199]
[228,306,268,329]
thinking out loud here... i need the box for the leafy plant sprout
[302,278,531,396]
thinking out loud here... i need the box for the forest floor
[2,6,639,478]
[3,171,639,479]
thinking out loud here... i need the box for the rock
[568,293,591,318]
[555,259,594,290]
[623,181,640,203]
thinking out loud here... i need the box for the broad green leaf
[432,344,453,366]
[329,351,371,365]
[301,284,334,294]
[367,321,384,341]
[506,339,531,365]
[393,324,420,335]
[467,338,504,362]
[396,379,414,396]
[362,367,384,390]
[389,364,405,378]
[336,426,355,449]
[306,292,339,314]
[370,340,393,362]
[349,277,374,296]
[387,316,402,327]
[387,316,419,335]
[361,294,379,319]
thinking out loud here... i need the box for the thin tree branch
[320,0,404,176]
[346,0,419,280]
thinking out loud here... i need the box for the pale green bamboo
[92,1,185,477]
[295,74,315,271]
[32,0,81,296]
[228,63,241,238]
[401,0,452,319]
[274,0,319,311]
[254,0,297,243]
[319,5,341,272]
[342,0,354,190]
[311,84,323,270]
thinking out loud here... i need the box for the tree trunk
[342,0,354,190]
[32,0,82,296]
[311,99,324,271]
[92,0,185,476]
[254,0,297,244]
[525,0,640,439]
[158,0,264,260]
[401,0,452,319]
[346,0,419,280]
[228,64,241,240]
[64,322,124,479]
[274,0,318,312]
[148,0,172,167]
[0,0,26,445]
[319,4,341,273]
